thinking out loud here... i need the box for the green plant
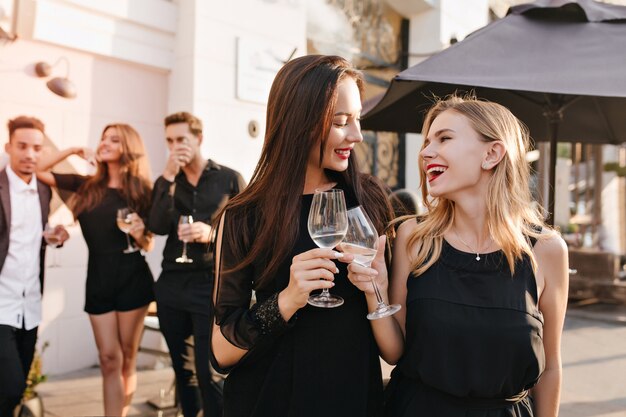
[604,162,626,177]
[23,341,49,400]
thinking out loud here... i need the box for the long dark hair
[218,55,392,288]
[70,123,152,218]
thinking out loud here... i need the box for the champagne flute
[176,215,194,264]
[307,189,348,308]
[341,206,401,320]
[116,208,139,253]
[43,223,61,268]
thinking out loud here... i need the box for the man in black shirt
[148,112,245,417]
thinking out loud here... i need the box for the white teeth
[335,150,350,155]
[427,166,447,174]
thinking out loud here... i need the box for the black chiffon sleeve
[211,211,295,373]
[52,172,88,192]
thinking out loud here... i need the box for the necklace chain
[453,228,491,261]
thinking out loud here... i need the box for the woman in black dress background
[210,55,393,417]
[37,124,154,417]
[348,97,569,417]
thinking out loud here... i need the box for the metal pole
[546,114,560,226]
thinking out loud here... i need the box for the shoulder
[533,232,568,292]
[397,218,419,240]
[395,218,420,255]
[533,230,567,259]
[211,161,241,178]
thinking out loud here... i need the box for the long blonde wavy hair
[407,96,554,276]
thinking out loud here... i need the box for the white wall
[1,0,309,376]
[168,0,307,182]
[0,38,169,374]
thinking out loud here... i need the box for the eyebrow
[426,128,455,140]
[334,112,356,117]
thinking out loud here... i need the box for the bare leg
[116,306,149,417]
[89,313,124,416]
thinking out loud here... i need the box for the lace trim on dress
[251,292,296,336]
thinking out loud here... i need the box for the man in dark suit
[0,116,69,417]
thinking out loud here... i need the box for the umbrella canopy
[361,0,626,224]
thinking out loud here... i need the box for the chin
[326,160,349,172]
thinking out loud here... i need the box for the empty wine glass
[116,208,139,253]
[342,206,401,320]
[307,189,348,308]
[176,215,194,264]
[43,223,62,268]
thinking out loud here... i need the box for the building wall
[0,0,175,373]
[0,0,308,375]
[168,0,307,181]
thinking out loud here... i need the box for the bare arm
[346,219,413,364]
[37,146,93,172]
[36,147,93,187]
[531,234,569,417]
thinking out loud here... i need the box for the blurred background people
[0,116,69,417]
[148,112,244,417]
[36,123,154,417]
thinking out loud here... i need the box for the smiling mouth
[335,148,351,159]
[426,165,447,182]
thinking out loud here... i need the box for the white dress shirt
[0,165,43,330]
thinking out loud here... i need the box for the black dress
[386,232,545,417]
[213,186,383,417]
[53,173,154,315]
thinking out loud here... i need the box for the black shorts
[85,251,155,315]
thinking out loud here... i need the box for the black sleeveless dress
[385,235,545,417]
[214,185,383,417]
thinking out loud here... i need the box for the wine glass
[43,223,62,268]
[307,189,348,308]
[176,215,194,264]
[116,208,139,254]
[341,206,401,320]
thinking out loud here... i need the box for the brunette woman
[210,55,394,417]
[37,124,154,417]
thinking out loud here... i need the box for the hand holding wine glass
[43,223,68,268]
[176,215,194,263]
[306,189,348,308]
[116,208,139,254]
[342,206,401,320]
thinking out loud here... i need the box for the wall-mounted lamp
[0,26,17,46]
[34,57,77,99]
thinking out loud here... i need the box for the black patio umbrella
[361,0,626,225]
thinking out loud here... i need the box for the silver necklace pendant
[476,254,481,261]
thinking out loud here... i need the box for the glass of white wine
[341,206,401,320]
[116,208,139,254]
[307,189,348,308]
[43,223,62,268]
[176,215,194,264]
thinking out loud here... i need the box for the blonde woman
[347,97,568,417]
[37,124,154,417]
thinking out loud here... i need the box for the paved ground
[36,303,626,417]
